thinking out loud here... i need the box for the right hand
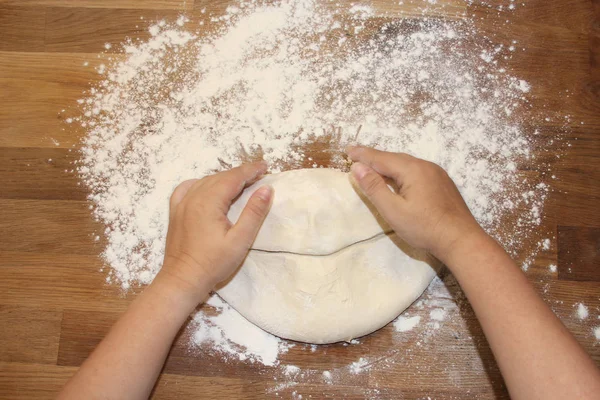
[346,145,485,262]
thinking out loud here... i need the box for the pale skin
[58,146,600,400]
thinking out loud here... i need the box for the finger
[346,145,414,185]
[350,162,399,220]
[169,179,200,220]
[227,185,274,249]
[218,161,269,200]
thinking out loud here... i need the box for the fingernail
[351,162,369,180]
[255,185,273,202]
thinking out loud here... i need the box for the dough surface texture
[220,168,438,344]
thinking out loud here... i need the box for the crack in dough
[250,230,394,257]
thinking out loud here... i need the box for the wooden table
[1,1,599,399]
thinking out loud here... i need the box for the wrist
[151,267,212,314]
[432,221,491,267]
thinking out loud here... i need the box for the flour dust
[70,0,561,395]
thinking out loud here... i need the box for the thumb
[351,162,397,219]
[227,185,273,249]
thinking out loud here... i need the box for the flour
[191,294,291,366]
[74,0,550,373]
[576,303,589,320]
[430,308,447,322]
[349,357,370,374]
[394,315,422,332]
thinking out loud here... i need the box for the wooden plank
[0,362,75,399]
[0,362,251,400]
[557,226,600,281]
[0,6,45,52]
[0,148,85,201]
[44,7,188,53]
[471,17,593,121]
[0,51,110,148]
[591,12,600,80]
[469,0,593,34]
[0,0,194,10]
[367,310,508,398]
[0,306,62,365]
[551,130,600,227]
[57,309,115,368]
[0,199,100,255]
[57,307,369,385]
[0,251,131,313]
[151,374,247,399]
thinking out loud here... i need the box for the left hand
[158,162,273,303]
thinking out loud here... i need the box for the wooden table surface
[1,0,599,399]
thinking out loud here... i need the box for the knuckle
[245,197,267,219]
[361,174,381,196]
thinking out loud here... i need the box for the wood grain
[0,51,109,148]
[0,252,131,313]
[0,148,85,200]
[0,0,194,9]
[557,226,600,281]
[45,7,168,53]
[0,306,62,365]
[0,0,599,399]
[0,6,45,52]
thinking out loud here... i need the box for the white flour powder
[394,315,422,332]
[191,295,291,365]
[576,303,589,320]
[73,0,552,375]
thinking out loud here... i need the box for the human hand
[346,145,485,262]
[157,162,273,303]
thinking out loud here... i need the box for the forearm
[441,232,600,400]
[58,271,207,400]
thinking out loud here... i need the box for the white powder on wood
[394,315,422,332]
[284,365,301,376]
[430,309,447,322]
[594,326,600,341]
[322,370,332,384]
[576,303,589,320]
[72,0,553,369]
[349,357,369,374]
[192,294,290,366]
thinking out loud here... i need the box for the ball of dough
[220,168,438,344]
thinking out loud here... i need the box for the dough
[220,168,438,344]
[227,168,390,254]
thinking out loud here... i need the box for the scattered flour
[594,326,600,341]
[541,238,551,250]
[576,303,589,320]
[548,264,557,273]
[72,0,553,373]
[192,295,291,366]
[284,365,301,376]
[394,315,422,332]
[349,357,369,374]
[430,309,448,322]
